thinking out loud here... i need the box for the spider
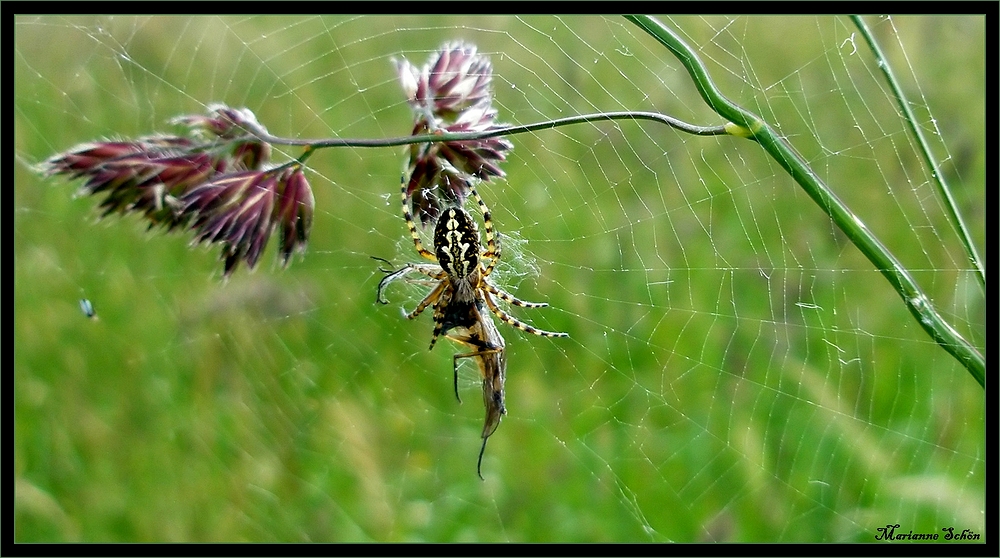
[376,176,568,350]
[375,176,566,478]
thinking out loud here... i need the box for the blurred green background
[14,16,985,542]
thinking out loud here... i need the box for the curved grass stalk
[625,15,984,387]
[255,110,728,149]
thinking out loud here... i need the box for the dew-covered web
[14,16,986,542]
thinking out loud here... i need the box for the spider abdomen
[434,207,481,279]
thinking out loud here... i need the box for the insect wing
[79,298,96,319]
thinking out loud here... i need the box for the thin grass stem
[625,15,984,387]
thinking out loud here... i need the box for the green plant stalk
[851,15,984,289]
[626,15,984,386]
[256,110,728,149]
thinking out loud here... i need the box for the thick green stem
[626,15,984,387]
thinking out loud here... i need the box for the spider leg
[407,280,447,321]
[401,174,437,262]
[483,291,569,338]
[428,312,444,350]
[407,264,448,280]
[469,187,501,278]
[484,282,549,308]
[426,285,455,350]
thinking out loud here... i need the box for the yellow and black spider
[377,176,568,350]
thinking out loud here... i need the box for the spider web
[13,15,987,542]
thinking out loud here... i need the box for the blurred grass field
[14,16,985,542]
